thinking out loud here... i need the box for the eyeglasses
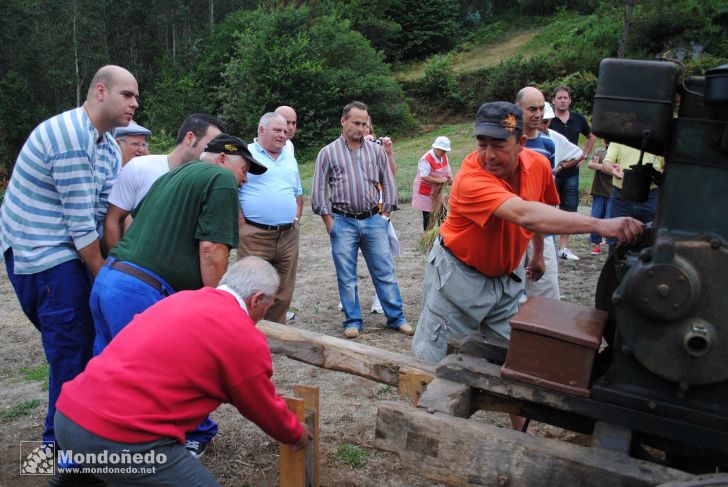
[118,139,148,149]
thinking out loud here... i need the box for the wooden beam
[436,353,728,451]
[294,385,320,487]
[260,321,435,402]
[417,378,473,418]
[280,397,305,487]
[374,402,690,487]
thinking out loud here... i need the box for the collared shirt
[239,139,302,225]
[549,110,591,179]
[217,284,249,314]
[440,149,559,277]
[311,135,398,215]
[0,106,120,274]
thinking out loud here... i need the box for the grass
[298,123,605,204]
[333,444,372,470]
[0,399,42,425]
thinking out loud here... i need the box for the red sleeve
[228,371,302,444]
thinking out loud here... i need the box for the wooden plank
[374,402,690,487]
[260,321,435,401]
[280,397,306,487]
[438,354,728,455]
[294,385,320,487]
[417,378,473,418]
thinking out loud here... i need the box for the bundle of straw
[418,183,449,252]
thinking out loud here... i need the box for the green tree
[387,0,462,60]
[219,7,412,156]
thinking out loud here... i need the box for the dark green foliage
[627,0,723,58]
[414,55,465,115]
[219,7,412,158]
[387,0,463,60]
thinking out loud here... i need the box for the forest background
[1,0,726,185]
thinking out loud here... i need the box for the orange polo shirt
[439,148,559,277]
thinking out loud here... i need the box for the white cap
[543,102,555,120]
[432,136,451,152]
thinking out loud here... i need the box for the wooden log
[374,402,691,487]
[294,385,320,487]
[417,378,473,418]
[436,353,728,449]
[260,320,435,401]
[280,397,306,487]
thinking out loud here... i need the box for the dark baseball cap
[204,134,267,175]
[472,102,523,139]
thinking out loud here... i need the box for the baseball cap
[113,122,152,138]
[543,101,555,120]
[204,134,267,175]
[472,102,523,139]
[431,136,452,152]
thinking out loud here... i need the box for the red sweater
[56,287,302,445]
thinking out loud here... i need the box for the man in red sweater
[54,256,311,486]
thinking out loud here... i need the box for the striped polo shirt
[0,106,120,274]
[311,135,398,216]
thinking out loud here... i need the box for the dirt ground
[0,201,605,487]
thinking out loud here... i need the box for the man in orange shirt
[412,102,644,364]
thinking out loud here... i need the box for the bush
[412,55,465,114]
[219,7,413,159]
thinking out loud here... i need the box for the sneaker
[371,295,384,314]
[337,302,343,311]
[286,311,296,321]
[559,248,580,261]
[590,244,602,256]
[344,326,360,339]
[185,440,209,459]
[396,323,414,336]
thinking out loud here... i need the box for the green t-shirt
[112,161,239,291]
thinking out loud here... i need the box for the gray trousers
[412,238,524,364]
[54,411,220,486]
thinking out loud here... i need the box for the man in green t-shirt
[88,133,267,458]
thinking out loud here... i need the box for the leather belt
[332,207,379,220]
[439,237,521,283]
[246,219,294,231]
[106,259,170,295]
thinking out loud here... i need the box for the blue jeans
[555,174,579,212]
[4,249,94,443]
[608,187,658,246]
[90,258,175,355]
[89,258,217,444]
[329,213,406,330]
[590,194,612,244]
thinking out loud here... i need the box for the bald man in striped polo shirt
[1,65,139,451]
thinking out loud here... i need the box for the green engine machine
[590,59,728,465]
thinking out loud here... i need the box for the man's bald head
[515,86,545,135]
[275,105,297,141]
[86,65,136,100]
[84,65,139,134]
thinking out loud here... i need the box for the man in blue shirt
[516,86,561,301]
[238,112,303,324]
[1,65,139,451]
